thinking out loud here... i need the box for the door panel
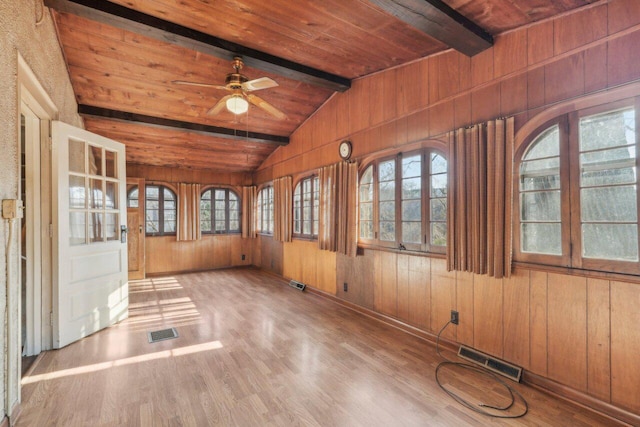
[127,178,145,280]
[51,121,128,348]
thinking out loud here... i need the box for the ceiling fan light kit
[226,95,249,115]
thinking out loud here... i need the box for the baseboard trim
[304,285,638,426]
[523,372,639,426]
[1,400,22,427]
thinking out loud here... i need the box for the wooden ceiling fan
[173,56,287,120]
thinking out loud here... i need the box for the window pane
[402,200,420,221]
[164,188,175,201]
[583,224,638,261]
[105,213,118,241]
[522,223,561,255]
[380,201,395,221]
[69,175,86,209]
[69,212,86,245]
[402,222,421,244]
[146,186,159,200]
[523,126,559,160]
[402,177,421,199]
[402,155,421,178]
[379,160,395,181]
[520,157,560,191]
[201,190,212,201]
[360,220,373,239]
[89,146,102,176]
[360,166,373,203]
[580,108,635,152]
[521,191,561,221]
[581,186,637,222]
[431,222,447,246]
[380,221,395,241]
[127,187,138,208]
[105,150,116,178]
[379,181,395,201]
[582,167,636,187]
[69,139,85,173]
[215,189,225,200]
[164,218,176,233]
[431,174,447,197]
[89,178,103,209]
[431,153,447,174]
[105,182,117,210]
[229,220,239,232]
[360,203,373,221]
[430,198,447,222]
[89,212,103,243]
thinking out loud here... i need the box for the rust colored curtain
[177,183,201,241]
[273,176,292,242]
[447,117,514,278]
[319,161,358,256]
[242,186,257,239]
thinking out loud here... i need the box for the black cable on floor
[434,321,529,419]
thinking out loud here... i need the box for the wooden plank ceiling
[48,0,596,172]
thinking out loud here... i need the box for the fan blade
[246,94,287,120]
[242,77,278,92]
[172,80,229,91]
[207,95,234,115]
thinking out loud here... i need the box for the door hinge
[50,311,53,326]
[48,224,53,238]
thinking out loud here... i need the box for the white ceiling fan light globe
[226,96,249,114]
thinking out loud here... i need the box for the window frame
[358,147,448,254]
[514,98,640,275]
[293,175,319,240]
[200,187,241,235]
[257,185,274,235]
[144,184,177,237]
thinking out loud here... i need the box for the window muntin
[578,108,637,261]
[145,185,176,236]
[68,140,119,245]
[293,176,319,239]
[359,166,374,240]
[359,149,447,253]
[430,153,448,246]
[200,188,241,234]
[257,186,273,234]
[516,103,640,273]
[519,125,562,255]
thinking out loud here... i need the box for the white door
[51,121,128,348]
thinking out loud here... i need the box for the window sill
[357,243,446,259]
[292,236,318,242]
[512,260,640,283]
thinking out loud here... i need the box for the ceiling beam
[44,0,351,92]
[367,0,493,56]
[78,105,289,145]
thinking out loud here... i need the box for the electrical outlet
[451,310,459,325]
[343,282,348,292]
[241,254,245,261]
[2,199,24,219]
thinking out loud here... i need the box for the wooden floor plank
[18,268,620,426]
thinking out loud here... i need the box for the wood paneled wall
[256,1,640,418]
[146,235,252,275]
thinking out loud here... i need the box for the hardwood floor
[17,268,622,426]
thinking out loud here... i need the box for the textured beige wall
[0,0,81,418]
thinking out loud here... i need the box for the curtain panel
[273,176,292,242]
[177,183,201,241]
[242,185,257,239]
[447,117,514,278]
[318,161,358,257]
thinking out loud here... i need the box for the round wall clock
[339,140,352,160]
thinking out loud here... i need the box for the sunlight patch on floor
[21,340,224,385]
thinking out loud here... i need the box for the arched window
[127,186,139,208]
[359,148,447,253]
[516,101,640,274]
[293,175,319,239]
[145,185,177,236]
[200,188,241,234]
[257,186,273,234]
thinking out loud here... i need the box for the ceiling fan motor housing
[225,73,248,89]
